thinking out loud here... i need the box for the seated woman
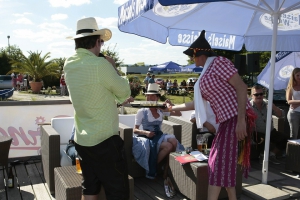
[166,80,173,94]
[180,80,187,89]
[132,83,184,198]
[172,79,179,94]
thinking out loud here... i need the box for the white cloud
[48,0,91,8]
[95,17,118,29]
[13,22,72,43]
[51,14,68,21]
[13,17,33,25]
[13,12,32,17]
[39,22,69,31]
[113,0,128,5]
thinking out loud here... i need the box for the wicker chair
[168,116,243,198]
[119,119,182,178]
[0,136,13,175]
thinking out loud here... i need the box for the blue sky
[0,0,188,65]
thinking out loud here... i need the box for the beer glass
[202,137,208,154]
[196,134,203,152]
[76,157,82,174]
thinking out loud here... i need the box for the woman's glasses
[253,93,264,97]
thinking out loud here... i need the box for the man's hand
[236,119,247,141]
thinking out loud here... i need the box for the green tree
[53,57,66,73]
[101,43,123,68]
[9,51,61,82]
[0,45,23,75]
[0,51,11,75]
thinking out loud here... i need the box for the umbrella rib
[227,0,272,14]
[279,2,300,14]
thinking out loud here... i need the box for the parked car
[155,78,164,85]
[186,77,198,83]
[267,89,288,107]
[0,75,13,89]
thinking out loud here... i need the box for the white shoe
[164,178,174,198]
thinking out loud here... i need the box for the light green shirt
[64,48,130,146]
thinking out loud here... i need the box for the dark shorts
[75,135,129,200]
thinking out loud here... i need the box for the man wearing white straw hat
[64,17,131,200]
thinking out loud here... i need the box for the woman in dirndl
[164,30,256,200]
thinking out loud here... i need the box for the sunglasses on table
[253,93,264,97]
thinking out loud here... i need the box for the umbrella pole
[262,0,279,184]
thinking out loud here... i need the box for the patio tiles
[270,178,300,198]
[248,170,285,182]
[243,184,290,200]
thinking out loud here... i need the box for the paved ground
[7,90,70,101]
[7,91,139,114]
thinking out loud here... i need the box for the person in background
[133,83,184,198]
[180,80,187,89]
[64,17,131,200]
[143,72,151,93]
[190,102,219,148]
[188,79,194,91]
[172,79,179,94]
[60,74,66,96]
[250,84,287,164]
[149,74,155,84]
[16,73,23,91]
[66,125,77,165]
[286,68,300,139]
[166,80,173,95]
[163,30,256,200]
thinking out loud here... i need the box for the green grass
[129,73,198,104]
[134,91,194,104]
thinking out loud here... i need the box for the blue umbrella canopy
[119,0,300,51]
[258,52,300,90]
[149,61,181,72]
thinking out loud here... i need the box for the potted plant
[9,51,61,93]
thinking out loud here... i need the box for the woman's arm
[286,88,300,108]
[228,73,248,141]
[166,101,195,112]
[134,125,155,138]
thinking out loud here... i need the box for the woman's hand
[164,99,174,106]
[145,131,155,138]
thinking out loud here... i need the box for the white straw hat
[145,83,161,95]
[66,17,112,41]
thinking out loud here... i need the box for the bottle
[75,157,82,174]
[8,166,14,188]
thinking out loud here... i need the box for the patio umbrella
[118,0,300,184]
[181,64,196,72]
[257,52,300,90]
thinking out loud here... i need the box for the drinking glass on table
[196,134,204,152]
[202,137,208,154]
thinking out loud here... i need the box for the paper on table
[288,139,300,145]
[189,151,208,161]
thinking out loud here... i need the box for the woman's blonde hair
[287,68,300,90]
